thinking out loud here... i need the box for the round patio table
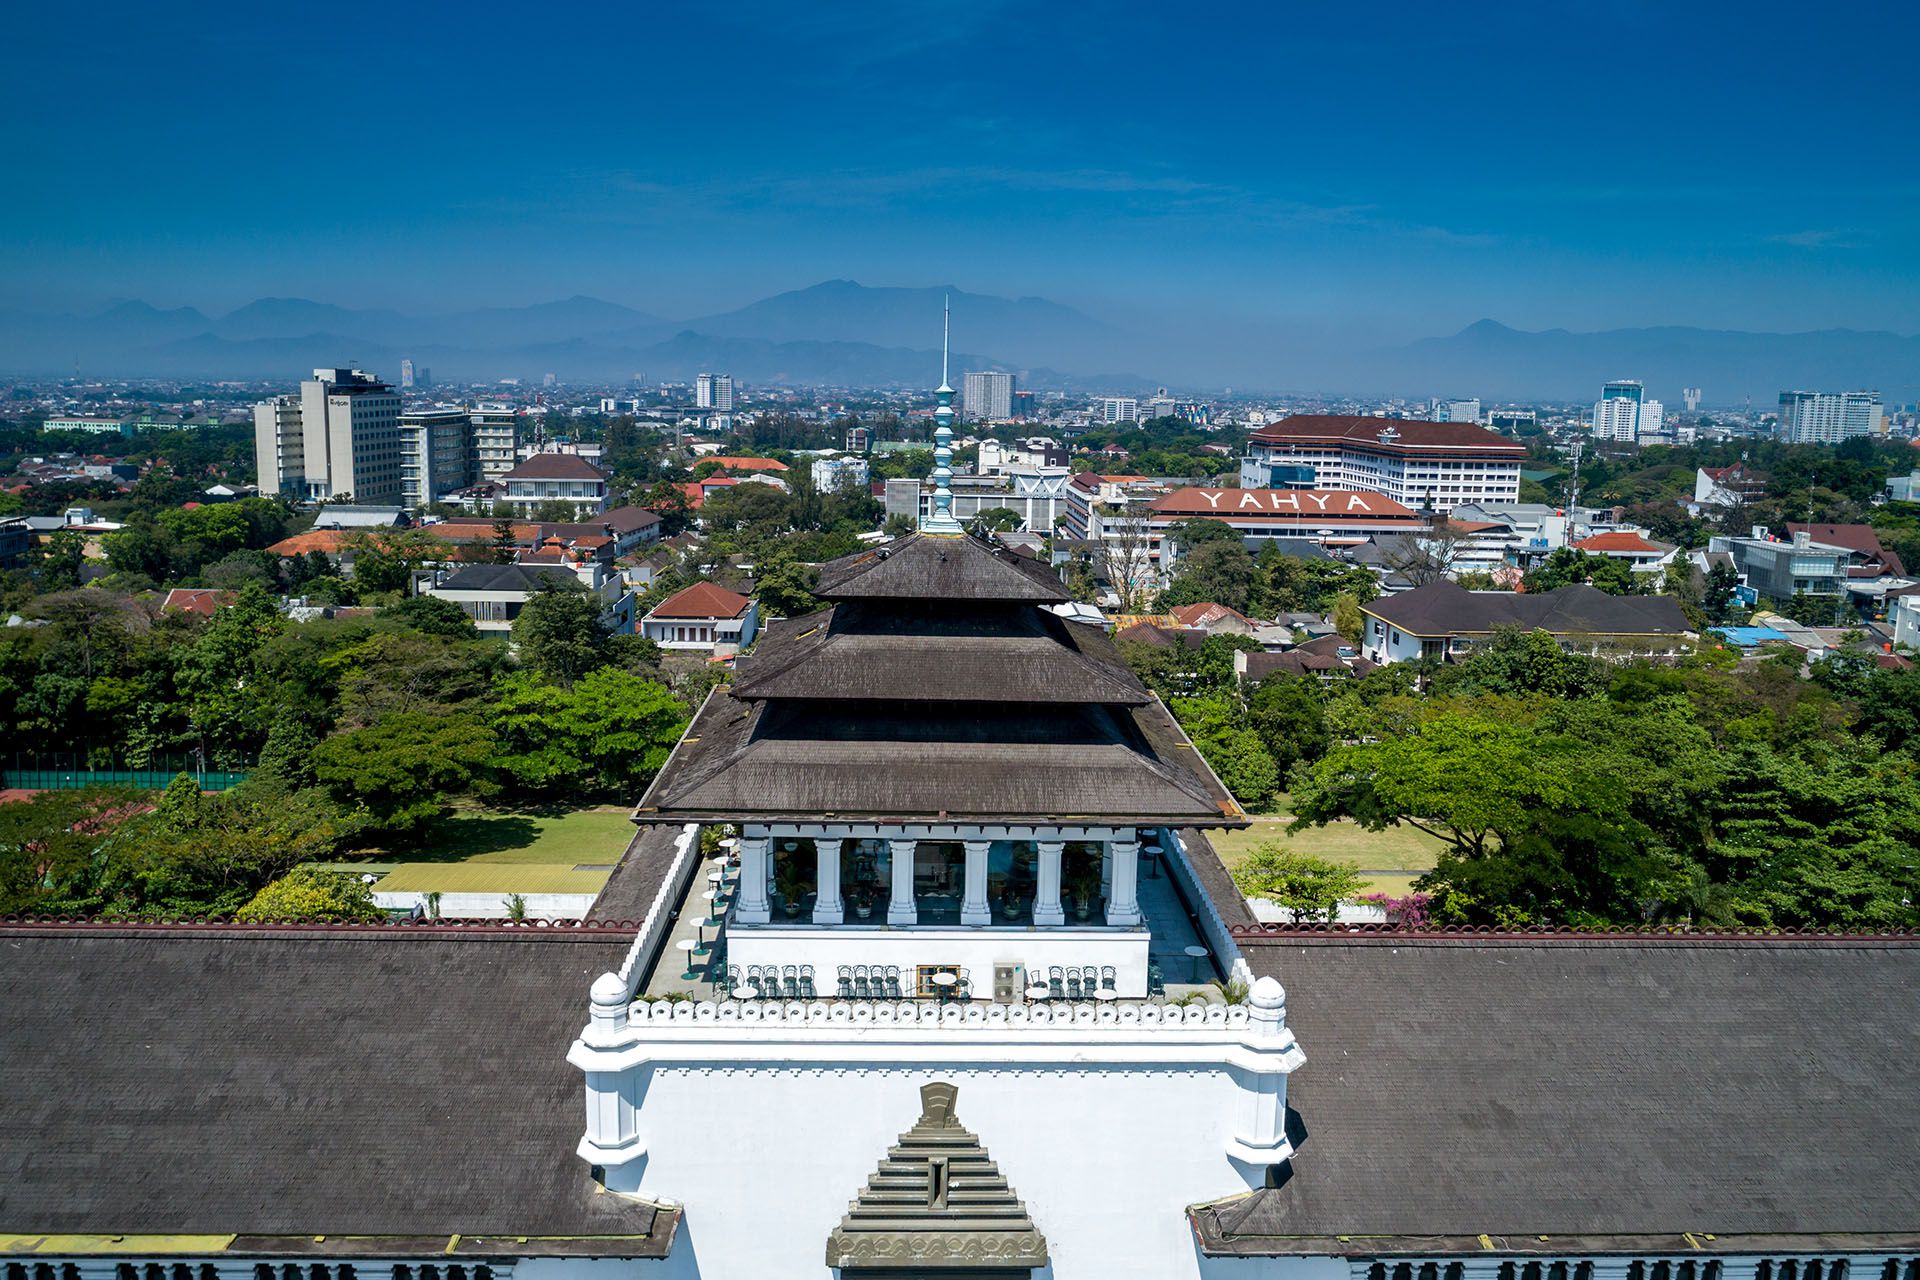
[1025,983,1051,1002]
[932,972,958,1001]
[732,984,757,1000]
[676,937,701,980]
[1094,988,1119,1001]
[1183,944,1210,983]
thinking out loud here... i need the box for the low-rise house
[702,456,789,476]
[640,582,759,655]
[1359,579,1694,665]
[1711,529,1852,604]
[1571,530,1679,577]
[1692,464,1768,512]
[1236,632,1375,682]
[162,588,236,617]
[1785,522,1907,579]
[425,562,634,634]
[1167,601,1256,635]
[497,453,611,517]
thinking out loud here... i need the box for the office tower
[1435,398,1482,424]
[470,405,522,482]
[1145,388,1179,419]
[1592,380,1661,444]
[962,371,1014,421]
[1011,390,1036,419]
[400,359,415,389]
[398,409,475,508]
[543,372,556,388]
[696,372,734,411]
[1683,387,1702,412]
[1778,390,1882,444]
[254,368,402,503]
[1101,397,1140,424]
[416,366,430,389]
[1489,409,1536,433]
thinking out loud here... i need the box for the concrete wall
[726,923,1151,997]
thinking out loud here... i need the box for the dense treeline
[1123,628,1920,930]
[0,584,696,918]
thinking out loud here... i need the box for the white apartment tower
[1435,398,1482,423]
[253,367,403,503]
[1102,396,1140,424]
[962,370,1014,421]
[470,405,523,482]
[696,372,734,411]
[398,409,476,508]
[1778,390,1882,444]
[1591,379,1662,444]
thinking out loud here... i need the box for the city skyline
[4,0,1917,354]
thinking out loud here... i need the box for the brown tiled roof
[1364,580,1691,638]
[266,529,352,556]
[1195,934,1920,1255]
[0,928,675,1253]
[1787,522,1905,575]
[1249,414,1527,454]
[647,581,751,619]
[498,453,608,482]
[816,533,1069,604]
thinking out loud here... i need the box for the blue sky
[5,0,1917,338]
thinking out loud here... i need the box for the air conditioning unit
[993,963,1023,1002]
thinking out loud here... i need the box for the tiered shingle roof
[635,533,1243,826]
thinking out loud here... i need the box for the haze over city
[4,0,1918,393]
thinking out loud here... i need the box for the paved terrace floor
[639,837,1221,999]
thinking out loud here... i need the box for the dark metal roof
[634,687,1246,826]
[1193,935,1920,1256]
[0,928,677,1257]
[431,563,581,594]
[825,1081,1047,1272]
[816,533,1070,604]
[1362,580,1692,638]
[729,602,1151,705]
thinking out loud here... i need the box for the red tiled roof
[647,582,752,620]
[703,456,788,472]
[267,530,353,556]
[681,477,740,509]
[1572,531,1667,554]
[1169,602,1253,629]
[161,588,235,617]
[1249,414,1526,454]
[1148,487,1419,522]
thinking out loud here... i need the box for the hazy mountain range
[1,280,1914,402]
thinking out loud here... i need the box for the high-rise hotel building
[253,367,403,503]
[1778,390,1882,444]
[1239,414,1525,514]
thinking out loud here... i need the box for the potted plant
[1065,864,1100,921]
[852,888,874,920]
[775,866,807,919]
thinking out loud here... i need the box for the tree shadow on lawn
[389,810,548,863]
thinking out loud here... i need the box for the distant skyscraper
[962,371,1013,421]
[1435,399,1482,424]
[1592,380,1661,444]
[400,359,415,389]
[697,373,734,411]
[253,367,403,502]
[1778,390,1881,444]
[1011,390,1037,419]
[1101,397,1139,424]
[543,372,556,388]
[1144,388,1179,419]
[1683,387,1702,412]
[416,366,431,389]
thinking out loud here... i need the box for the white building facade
[963,370,1014,421]
[1239,415,1525,515]
[1778,390,1881,444]
[254,367,403,503]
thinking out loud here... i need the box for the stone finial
[589,972,630,1033]
[1248,975,1287,1037]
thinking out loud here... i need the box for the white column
[813,837,844,925]
[1106,830,1142,927]
[887,838,918,926]
[1100,841,1113,896]
[737,831,771,924]
[1034,839,1065,926]
[961,838,991,926]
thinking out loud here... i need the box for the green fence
[3,759,249,792]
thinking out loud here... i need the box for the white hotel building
[1239,415,1526,514]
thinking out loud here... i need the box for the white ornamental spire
[921,293,963,534]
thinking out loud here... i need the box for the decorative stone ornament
[824,1081,1048,1273]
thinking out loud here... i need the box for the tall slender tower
[921,296,964,534]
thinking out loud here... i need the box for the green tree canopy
[311,710,495,841]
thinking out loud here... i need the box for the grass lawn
[313,804,640,898]
[1208,800,1445,896]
